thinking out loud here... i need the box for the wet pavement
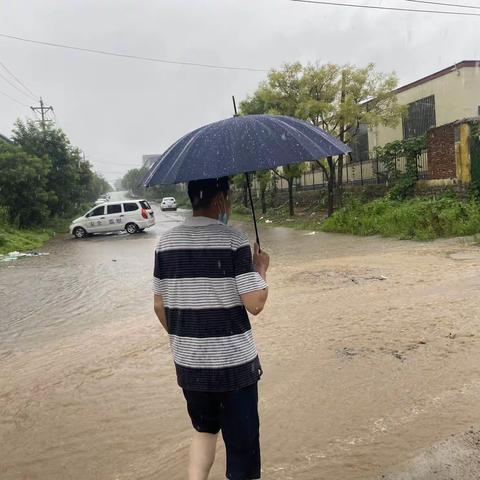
[2,192,480,479]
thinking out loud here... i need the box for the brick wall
[427,123,456,180]
[415,181,469,199]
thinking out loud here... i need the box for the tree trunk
[260,187,267,214]
[242,183,248,208]
[337,154,344,186]
[288,179,294,216]
[336,154,344,207]
[337,70,346,189]
[327,156,336,217]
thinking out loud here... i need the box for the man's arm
[239,243,270,316]
[154,294,168,332]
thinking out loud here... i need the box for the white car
[160,197,177,211]
[94,194,110,206]
[70,199,155,238]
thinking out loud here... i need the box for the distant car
[93,193,111,206]
[160,197,177,211]
[70,199,155,238]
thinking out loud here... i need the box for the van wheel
[126,223,138,234]
[73,227,87,239]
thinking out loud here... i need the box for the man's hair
[188,177,230,211]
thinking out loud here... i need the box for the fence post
[360,157,364,186]
[346,159,349,184]
[312,167,315,190]
[376,156,380,184]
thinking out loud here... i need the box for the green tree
[255,170,272,214]
[232,173,249,208]
[76,156,111,204]
[121,167,146,196]
[375,135,427,200]
[0,142,52,227]
[273,164,307,216]
[241,62,403,215]
[120,167,187,204]
[11,119,109,215]
[114,178,123,191]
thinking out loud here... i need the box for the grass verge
[233,196,480,241]
[322,197,480,240]
[0,217,73,255]
[231,203,327,232]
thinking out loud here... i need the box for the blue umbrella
[143,114,350,244]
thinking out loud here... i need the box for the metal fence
[268,151,429,192]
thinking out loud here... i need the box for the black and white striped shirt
[153,216,268,392]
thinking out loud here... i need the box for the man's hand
[154,294,168,332]
[253,243,269,281]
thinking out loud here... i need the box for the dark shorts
[183,382,260,480]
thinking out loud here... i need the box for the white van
[70,199,155,238]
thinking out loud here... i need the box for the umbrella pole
[245,172,260,248]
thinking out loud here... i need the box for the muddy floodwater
[2,193,480,479]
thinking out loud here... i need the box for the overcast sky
[0,0,478,184]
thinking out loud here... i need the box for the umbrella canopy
[142,114,350,186]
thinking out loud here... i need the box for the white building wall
[369,65,480,150]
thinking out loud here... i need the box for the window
[402,95,436,139]
[140,200,151,209]
[123,202,139,212]
[350,123,369,163]
[87,206,105,217]
[107,204,122,214]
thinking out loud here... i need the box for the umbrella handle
[245,172,260,250]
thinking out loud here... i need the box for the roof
[0,132,12,144]
[142,154,160,168]
[395,60,480,94]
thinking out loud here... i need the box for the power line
[404,0,480,10]
[0,68,34,100]
[0,32,269,72]
[0,88,28,107]
[290,0,480,16]
[0,59,37,99]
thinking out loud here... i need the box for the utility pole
[31,97,53,132]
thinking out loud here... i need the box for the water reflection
[2,208,480,479]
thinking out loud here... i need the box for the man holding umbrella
[146,113,350,479]
[153,176,270,480]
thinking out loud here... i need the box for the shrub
[322,197,480,240]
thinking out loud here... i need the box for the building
[142,154,160,169]
[353,61,480,162]
[281,61,480,191]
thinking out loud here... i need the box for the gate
[470,124,480,186]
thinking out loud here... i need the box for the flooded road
[2,193,480,479]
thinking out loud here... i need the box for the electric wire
[290,0,480,16]
[0,59,37,99]
[0,32,269,72]
[404,0,480,10]
[0,88,29,107]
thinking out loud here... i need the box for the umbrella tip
[232,95,239,116]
